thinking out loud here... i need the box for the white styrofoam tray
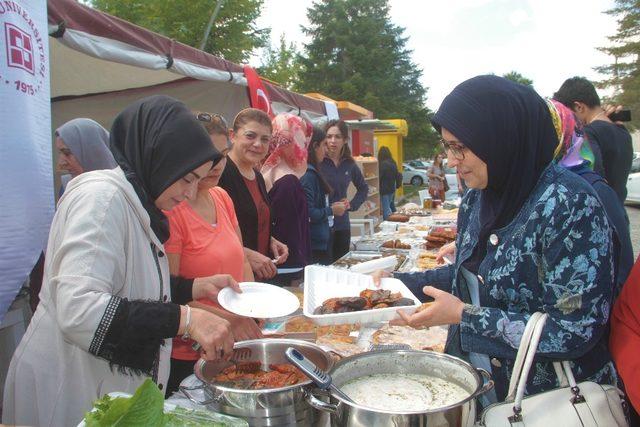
[303,265,421,325]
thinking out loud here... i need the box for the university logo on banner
[0,0,52,323]
[6,22,34,74]
[0,1,46,96]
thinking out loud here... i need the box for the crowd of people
[2,74,639,425]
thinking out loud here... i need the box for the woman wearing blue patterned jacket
[391,75,617,403]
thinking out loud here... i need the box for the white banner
[0,1,52,322]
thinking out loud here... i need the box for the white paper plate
[218,282,300,318]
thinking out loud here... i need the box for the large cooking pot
[180,338,333,426]
[306,349,493,427]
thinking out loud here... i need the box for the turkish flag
[243,65,274,119]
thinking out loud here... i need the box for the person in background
[261,113,312,285]
[548,99,633,295]
[3,96,237,426]
[320,120,368,262]
[301,128,346,265]
[55,118,118,193]
[610,255,640,423]
[218,108,289,280]
[30,119,119,312]
[427,153,447,202]
[163,112,262,396]
[380,76,616,404]
[378,146,399,220]
[553,76,633,203]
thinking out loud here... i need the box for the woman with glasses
[379,76,617,404]
[218,109,289,280]
[427,152,447,202]
[320,120,368,262]
[163,111,262,396]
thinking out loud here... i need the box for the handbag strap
[513,313,549,412]
[506,312,544,401]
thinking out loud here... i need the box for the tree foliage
[502,71,533,87]
[89,0,269,63]
[257,35,303,90]
[596,0,640,128]
[296,0,438,159]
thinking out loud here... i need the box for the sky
[252,0,619,110]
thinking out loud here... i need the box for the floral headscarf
[547,99,595,169]
[261,113,312,178]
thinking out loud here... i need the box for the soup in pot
[340,373,469,412]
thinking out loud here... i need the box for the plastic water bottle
[326,195,334,227]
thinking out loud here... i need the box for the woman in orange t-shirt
[164,112,262,396]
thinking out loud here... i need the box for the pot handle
[305,389,339,414]
[472,368,495,398]
[179,382,221,406]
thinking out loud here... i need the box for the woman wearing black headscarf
[3,96,238,426]
[391,76,617,403]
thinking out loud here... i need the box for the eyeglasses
[196,112,232,149]
[196,112,229,129]
[439,138,466,160]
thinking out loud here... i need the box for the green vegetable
[84,379,247,426]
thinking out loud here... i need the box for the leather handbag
[479,312,628,426]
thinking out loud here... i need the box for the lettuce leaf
[84,379,163,426]
[84,379,247,426]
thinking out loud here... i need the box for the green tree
[257,35,303,90]
[89,0,269,63]
[596,0,640,129]
[502,71,533,86]
[296,0,438,159]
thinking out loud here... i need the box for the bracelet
[181,305,192,341]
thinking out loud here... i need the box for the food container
[180,339,333,426]
[303,265,421,326]
[306,350,493,427]
[332,251,382,268]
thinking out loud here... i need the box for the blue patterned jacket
[395,163,617,399]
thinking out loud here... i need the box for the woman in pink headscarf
[261,113,312,285]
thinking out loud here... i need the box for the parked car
[402,163,428,186]
[406,159,432,170]
[626,172,640,205]
[631,152,640,173]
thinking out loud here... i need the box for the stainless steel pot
[306,349,494,427]
[180,338,333,426]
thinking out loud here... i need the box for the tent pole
[199,0,225,51]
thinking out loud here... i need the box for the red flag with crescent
[243,65,274,119]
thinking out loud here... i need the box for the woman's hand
[391,286,465,328]
[270,237,289,265]
[182,307,234,361]
[371,269,392,288]
[245,248,276,279]
[331,201,347,216]
[436,242,456,264]
[227,314,263,341]
[193,274,241,303]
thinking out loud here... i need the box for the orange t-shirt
[164,187,244,361]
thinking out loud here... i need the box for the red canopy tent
[47,0,328,132]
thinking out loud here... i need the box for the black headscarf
[432,75,557,273]
[109,95,220,242]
